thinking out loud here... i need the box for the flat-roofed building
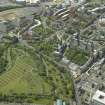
[56,99,62,105]
[92,90,105,105]
[16,0,40,4]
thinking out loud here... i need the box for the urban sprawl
[0,0,105,105]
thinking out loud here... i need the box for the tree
[0,57,8,74]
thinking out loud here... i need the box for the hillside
[0,44,73,104]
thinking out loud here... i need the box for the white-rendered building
[16,0,40,4]
[16,0,25,1]
[92,90,105,105]
[16,0,26,3]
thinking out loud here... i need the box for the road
[17,18,41,50]
[28,19,41,35]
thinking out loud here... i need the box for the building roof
[63,102,66,105]
[16,0,25,2]
[92,90,105,104]
[56,99,62,105]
